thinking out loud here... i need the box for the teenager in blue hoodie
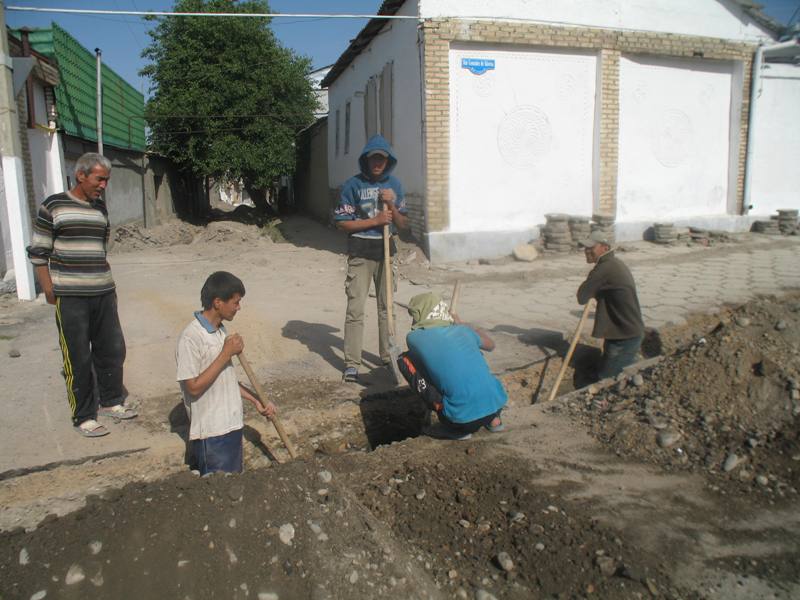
[334,135,408,382]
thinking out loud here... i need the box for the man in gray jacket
[577,231,645,379]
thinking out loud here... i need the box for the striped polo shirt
[27,191,115,297]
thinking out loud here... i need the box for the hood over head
[359,135,397,179]
[407,292,454,330]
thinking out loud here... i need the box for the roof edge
[321,0,408,88]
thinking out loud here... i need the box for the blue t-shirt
[406,325,507,423]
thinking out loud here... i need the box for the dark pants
[190,428,244,476]
[55,293,126,426]
[599,335,643,380]
[397,352,500,435]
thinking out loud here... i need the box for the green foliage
[141,0,317,190]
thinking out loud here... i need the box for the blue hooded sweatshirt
[334,135,406,256]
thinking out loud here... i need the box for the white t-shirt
[176,317,243,440]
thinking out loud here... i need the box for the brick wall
[421,19,755,232]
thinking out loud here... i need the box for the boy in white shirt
[176,271,276,475]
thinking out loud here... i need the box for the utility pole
[0,9,36,300]
[95,47,103,154]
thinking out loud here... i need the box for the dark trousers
[398,352,500,435]
[55,293,126,426]
[190,429,244,476]
[599,335,643,380]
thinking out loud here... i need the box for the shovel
[383,204,404,384]
[236,352,298,460]
[545,301,593,403]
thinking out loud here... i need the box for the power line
[5,6,418,19]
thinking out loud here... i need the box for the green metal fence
[11,23,145,152]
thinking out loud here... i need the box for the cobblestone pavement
[430,236,800,373]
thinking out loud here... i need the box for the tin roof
[10,23,146,152]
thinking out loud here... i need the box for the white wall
[449,44,597,232]
[420,0,773,42]
[26,79,65,207]
[617,55,734,222]
[327,0,423,195]
[748,63,800,215]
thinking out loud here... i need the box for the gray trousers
[343,256,390,368]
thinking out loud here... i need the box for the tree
[141,0,317,210]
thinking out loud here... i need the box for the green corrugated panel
[11,24,145,151]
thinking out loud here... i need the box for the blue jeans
[599,336,643,380]
[190,428,243,476]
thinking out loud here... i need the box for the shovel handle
[237,352,298,459]
[545,301,593,403]
[383,207,395,336]
[450,280,462,315]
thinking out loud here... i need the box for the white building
[322,0,796,262]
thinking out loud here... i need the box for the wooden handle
[383,208,395,336]
[450,280,462,314]
[237,352,298,459]
[545,302,593,403]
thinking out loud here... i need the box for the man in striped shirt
[27,153,136,437]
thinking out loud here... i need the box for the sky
[5,0,800,98]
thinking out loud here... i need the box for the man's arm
[181,333,243,397]
[336,210,392,233]
[452,313,495,351]
[34,265,55,305]
[239,383,277,418]
[577,264,607,305]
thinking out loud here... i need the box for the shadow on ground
[282,319,383,372]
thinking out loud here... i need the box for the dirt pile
[337,446,692,600]
[0,439,697,600]
[563,295,800,498]
[109,220,272,253]
[0,460,439,600]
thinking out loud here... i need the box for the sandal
[98,404,138,420]
[74,419,109,438]
[486,417,505,433]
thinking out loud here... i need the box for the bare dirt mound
[109,220,272,253]
[564,294,800,499]
[334,444,695,600]
[0,440,697,600]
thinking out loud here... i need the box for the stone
[19,548,29,565]
[228,484,244,501]
[736,317,751,327]
[229,518,237,528]
[775,320,788,331]
[89,541,102,555]
[349,570,358,584]
[279,524,295,545]
[476,590,499,600]
[8,349,21,358]
[495,552,514,572]
[595,556,617,577]
[90,570,104,587]
[30,592,47,600]
[512,244,539,262]
[318,470,332,483]
[756,475,769,486]
[65,564,85,585]
[415,490,426,500]
[657,430,681,448]
[723,453,745,473]
[258,593,279,600]
[535,542,545,551]
[631,374,644,387]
